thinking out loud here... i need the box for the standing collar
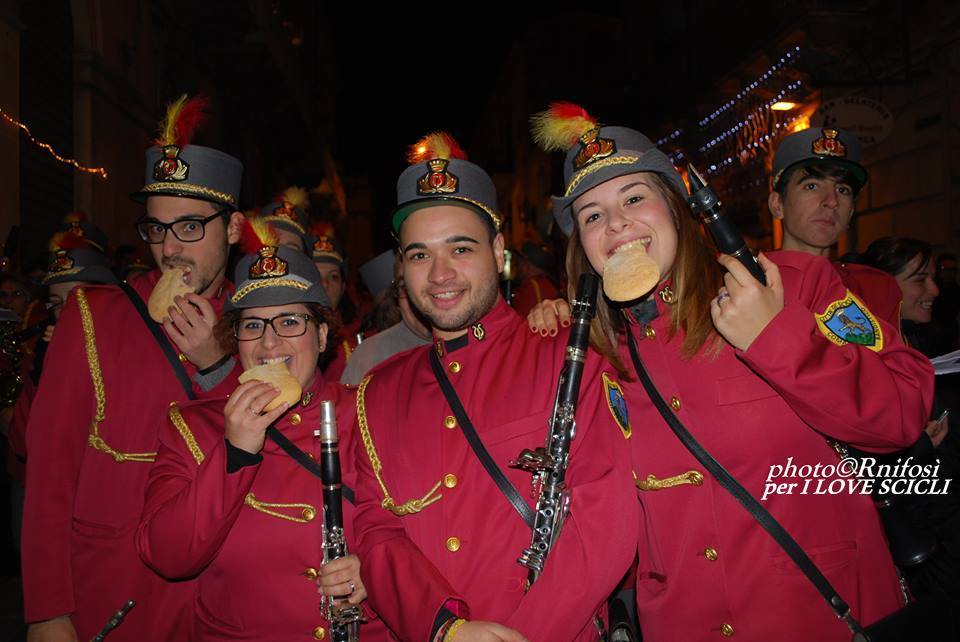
[433,296,516,356]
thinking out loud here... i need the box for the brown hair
[565,172,725,377]
[214,302,340,356]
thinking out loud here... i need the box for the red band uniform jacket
[352,299,637,642]
[137,375,395,641]
[21,270,236,640]
[624,251,934,642]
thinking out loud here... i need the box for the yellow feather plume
[406,132,468,165]
[282,186,309,209]
[241,216,279,254]
[530,102,599,152]
[156,94,188,147]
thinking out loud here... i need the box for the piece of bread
[237,361,302,411]
[603,241,661,302]
[147,267,194,322]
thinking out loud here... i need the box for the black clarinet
[89,599,135,642]
[511,273,600,587]
[687,163,767,286]
[318,400,361,642]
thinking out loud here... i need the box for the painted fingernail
[549,329,557,337]
[530,325,538,332]
[540,329,548,337]
[561,320,570,327]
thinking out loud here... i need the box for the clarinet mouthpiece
[687,163,707,191]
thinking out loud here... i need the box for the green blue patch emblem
[815,290,883,353]
[602,373,630,439]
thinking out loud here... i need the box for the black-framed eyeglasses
[135,208,229,244]
[233,313,314,341]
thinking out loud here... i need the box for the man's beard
[417,277,500,333]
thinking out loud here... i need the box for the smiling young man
[769,127,904,326]
[21,96,244,642]
[351,134,636,642]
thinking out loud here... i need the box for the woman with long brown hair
[527,104,935,642]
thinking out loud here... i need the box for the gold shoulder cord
[245,492,317,524]
[168,403,204,465]
[356,374,442,516]
[635,470,704,491]
[76,288,157,463]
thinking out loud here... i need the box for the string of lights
[705,113,805,175]
[697,46,802,129]
[0,107,108,179]
[698,81,804,153]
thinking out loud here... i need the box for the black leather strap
[266,425,354,504]
[625,329,866,637]
[118,282,196,401]
[428,348,535,529]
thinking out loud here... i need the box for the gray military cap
[43,248,116,286]
[772,127,867,190]
[227,245,330,311]
[131,144,243,210]
[261,198,314,251]
[550,126,688,236]
[359,249,396,298]
[393,157,500,233]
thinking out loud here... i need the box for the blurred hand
[925,415,949,448]
[319,554,366,605]
[163,293,224,370]
[711,253,784,351]
[223,380,288,454]
[27,617,78,642]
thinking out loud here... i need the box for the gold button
[444,416,457,429]
[644,327,656,339]
[446,536,461,552]
[302,507,316,521]
[290,413,302,425]
[448,361,461,374]
[178,352,188,363]
[443,474,458,488]
[720,623,734,637]
[304,567,318,581]
[704,547,718,562]
[670,396,681,412]
[313,626,326,639]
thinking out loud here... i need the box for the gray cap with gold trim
[772,127,867,190]
[531,103,687,236]
[228,218,329,311]
[393,132,500,233]
[130,95,243,209]
[43,217,116,286]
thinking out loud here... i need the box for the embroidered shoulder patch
[602,373,630,439]
[815,290,883,352]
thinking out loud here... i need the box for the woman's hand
[925,413,949,448]
[526,299,571,337]
[711,253,784,351]
[437,621,530,642]
[223,380,289,454]
[319,554,366,605]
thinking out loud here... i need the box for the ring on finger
[717,291,731,304]
[349,580,356,593]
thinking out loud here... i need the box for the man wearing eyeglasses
[22,96,245,642]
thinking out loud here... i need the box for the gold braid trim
[230,279,310,304]
[342,339,353,360]
[244,492,317,524]
[168,403,204,465]
[564,156,640,197]
[450,196,502,230]
[139,182,236,206]
[76,288,157,463]
[635,470,704,491]
[356,374,442,516]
